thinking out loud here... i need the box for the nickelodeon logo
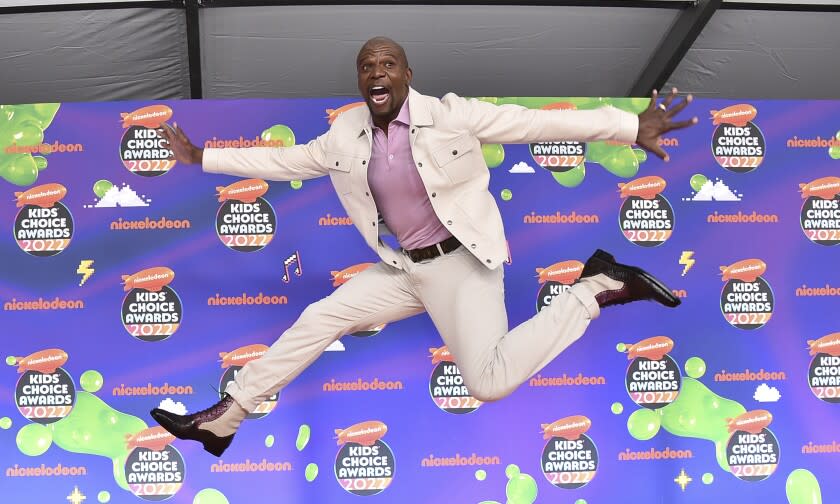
[322,378,404,392]
[6,463,87,477]
[617,447,693,461]
[4,297,84,311]
[319,213,353,226]
[528,373,606,387]
[4,141,84,155]
[110,217,191,231]
[523,211,599,224]
[801,441,839,454]
[421,453,501,467]
[210,459,293,473]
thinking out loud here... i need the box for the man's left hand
[636,88,698,162]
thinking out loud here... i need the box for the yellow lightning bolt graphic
[76,260,94,286]
[679,251,695,276]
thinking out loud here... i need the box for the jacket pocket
[432,134,476,184]
[326,152,356,195]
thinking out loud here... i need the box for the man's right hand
[155,123,203,165]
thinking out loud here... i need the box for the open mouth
[369,86,390,105]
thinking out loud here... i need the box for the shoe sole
[150,409,232,457]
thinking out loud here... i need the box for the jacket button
[418,162,423,168]
[452,150,458,155]
[392,261,397,265]
[365,192,370,196]
[486,259,491,263]
[471,244,476,249]
[362,160,366,165]
[446,220,452,225]
[431,192,436,198]
[372,221,376,226]
[411,128,416,134]
[335,161,339,166]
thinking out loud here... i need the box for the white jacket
[203,88,639,270]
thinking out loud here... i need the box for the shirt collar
[370,96,410,132]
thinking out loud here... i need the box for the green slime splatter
[16,423,52,456]
[505,472,538,504]
[80,370,104,392]
[786,469,822,504]
[97,490,111,503]
[611,402,624,415]
[657,376,746,471]
[193,488,229,504]
[627,408,661,441]
[264,434,275,447]
[0,103,60,186]
[296,424,311,451]
[48,391,147,490]
[305,462,319,482]
[684,357,707,379]
[475,469,486,481]
[702,473,714,484]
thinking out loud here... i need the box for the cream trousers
[226,246,600,411]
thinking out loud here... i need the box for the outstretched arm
[157,123,330,181]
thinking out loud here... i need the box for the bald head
[357,36,408,67]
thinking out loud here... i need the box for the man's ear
[406,67,413,85]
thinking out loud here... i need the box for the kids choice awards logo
[725,410,779,481]
[806,333,840,403]
[215,179,277,252]
[218,344,278,418]
[799,176,840,246]
[540,415,598,489]
[13,348,75,424]
[331,263,387,337]
[13,183,73,256]
[617,176,674,246]
[710,104,765,173]
[720,259,774,330]
[428,346,482,414]
[120,105,176,177]
[124,426,185,500]
[623,336,681,409]
[529,103,586,173]
[121,267,183,341]
[334,421,395,496]
[534,260,584,313]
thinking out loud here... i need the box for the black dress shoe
[581,249,680,308]
[150,394,240,457]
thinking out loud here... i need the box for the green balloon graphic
[575,500,589,504]
[5,356,15,365]
[5,154,38,186]
[702,473,714,485]
[475,469,487,481]
[97,491,111,503]
[632,148,648,163]
[611,402,624,415]
[305,463,319,482]
[786,469,822,504]
[690,174,709,192]
[482,144,505,168]
[17,423,53,456]
[93,180,113,198]
[600,145,639,178]
[193,488,230,504]
[684,357,707,379]
[505,473,538,504]
[829,146,840,160]
[0,417,12,429]
[33,156,48,171]
[616,343,627,352]
[290,180,303,190]
[551,163,586,188]
[627,408,661,440]
[30,103,61,127]
[505,464,520,478]
[80,370,104,392]
[261,124,295,147]
[265,434,275,448]
[501,189,512,201]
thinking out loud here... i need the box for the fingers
[646,89,659,112]
[667,117,699,132]
[666,94,692,118]
[661,87,678,110]
[652,143,669,162]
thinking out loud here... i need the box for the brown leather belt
[405,236,462,263]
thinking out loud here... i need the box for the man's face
[356,42,412,124]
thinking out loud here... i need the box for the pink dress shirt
[367,99,452,251]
